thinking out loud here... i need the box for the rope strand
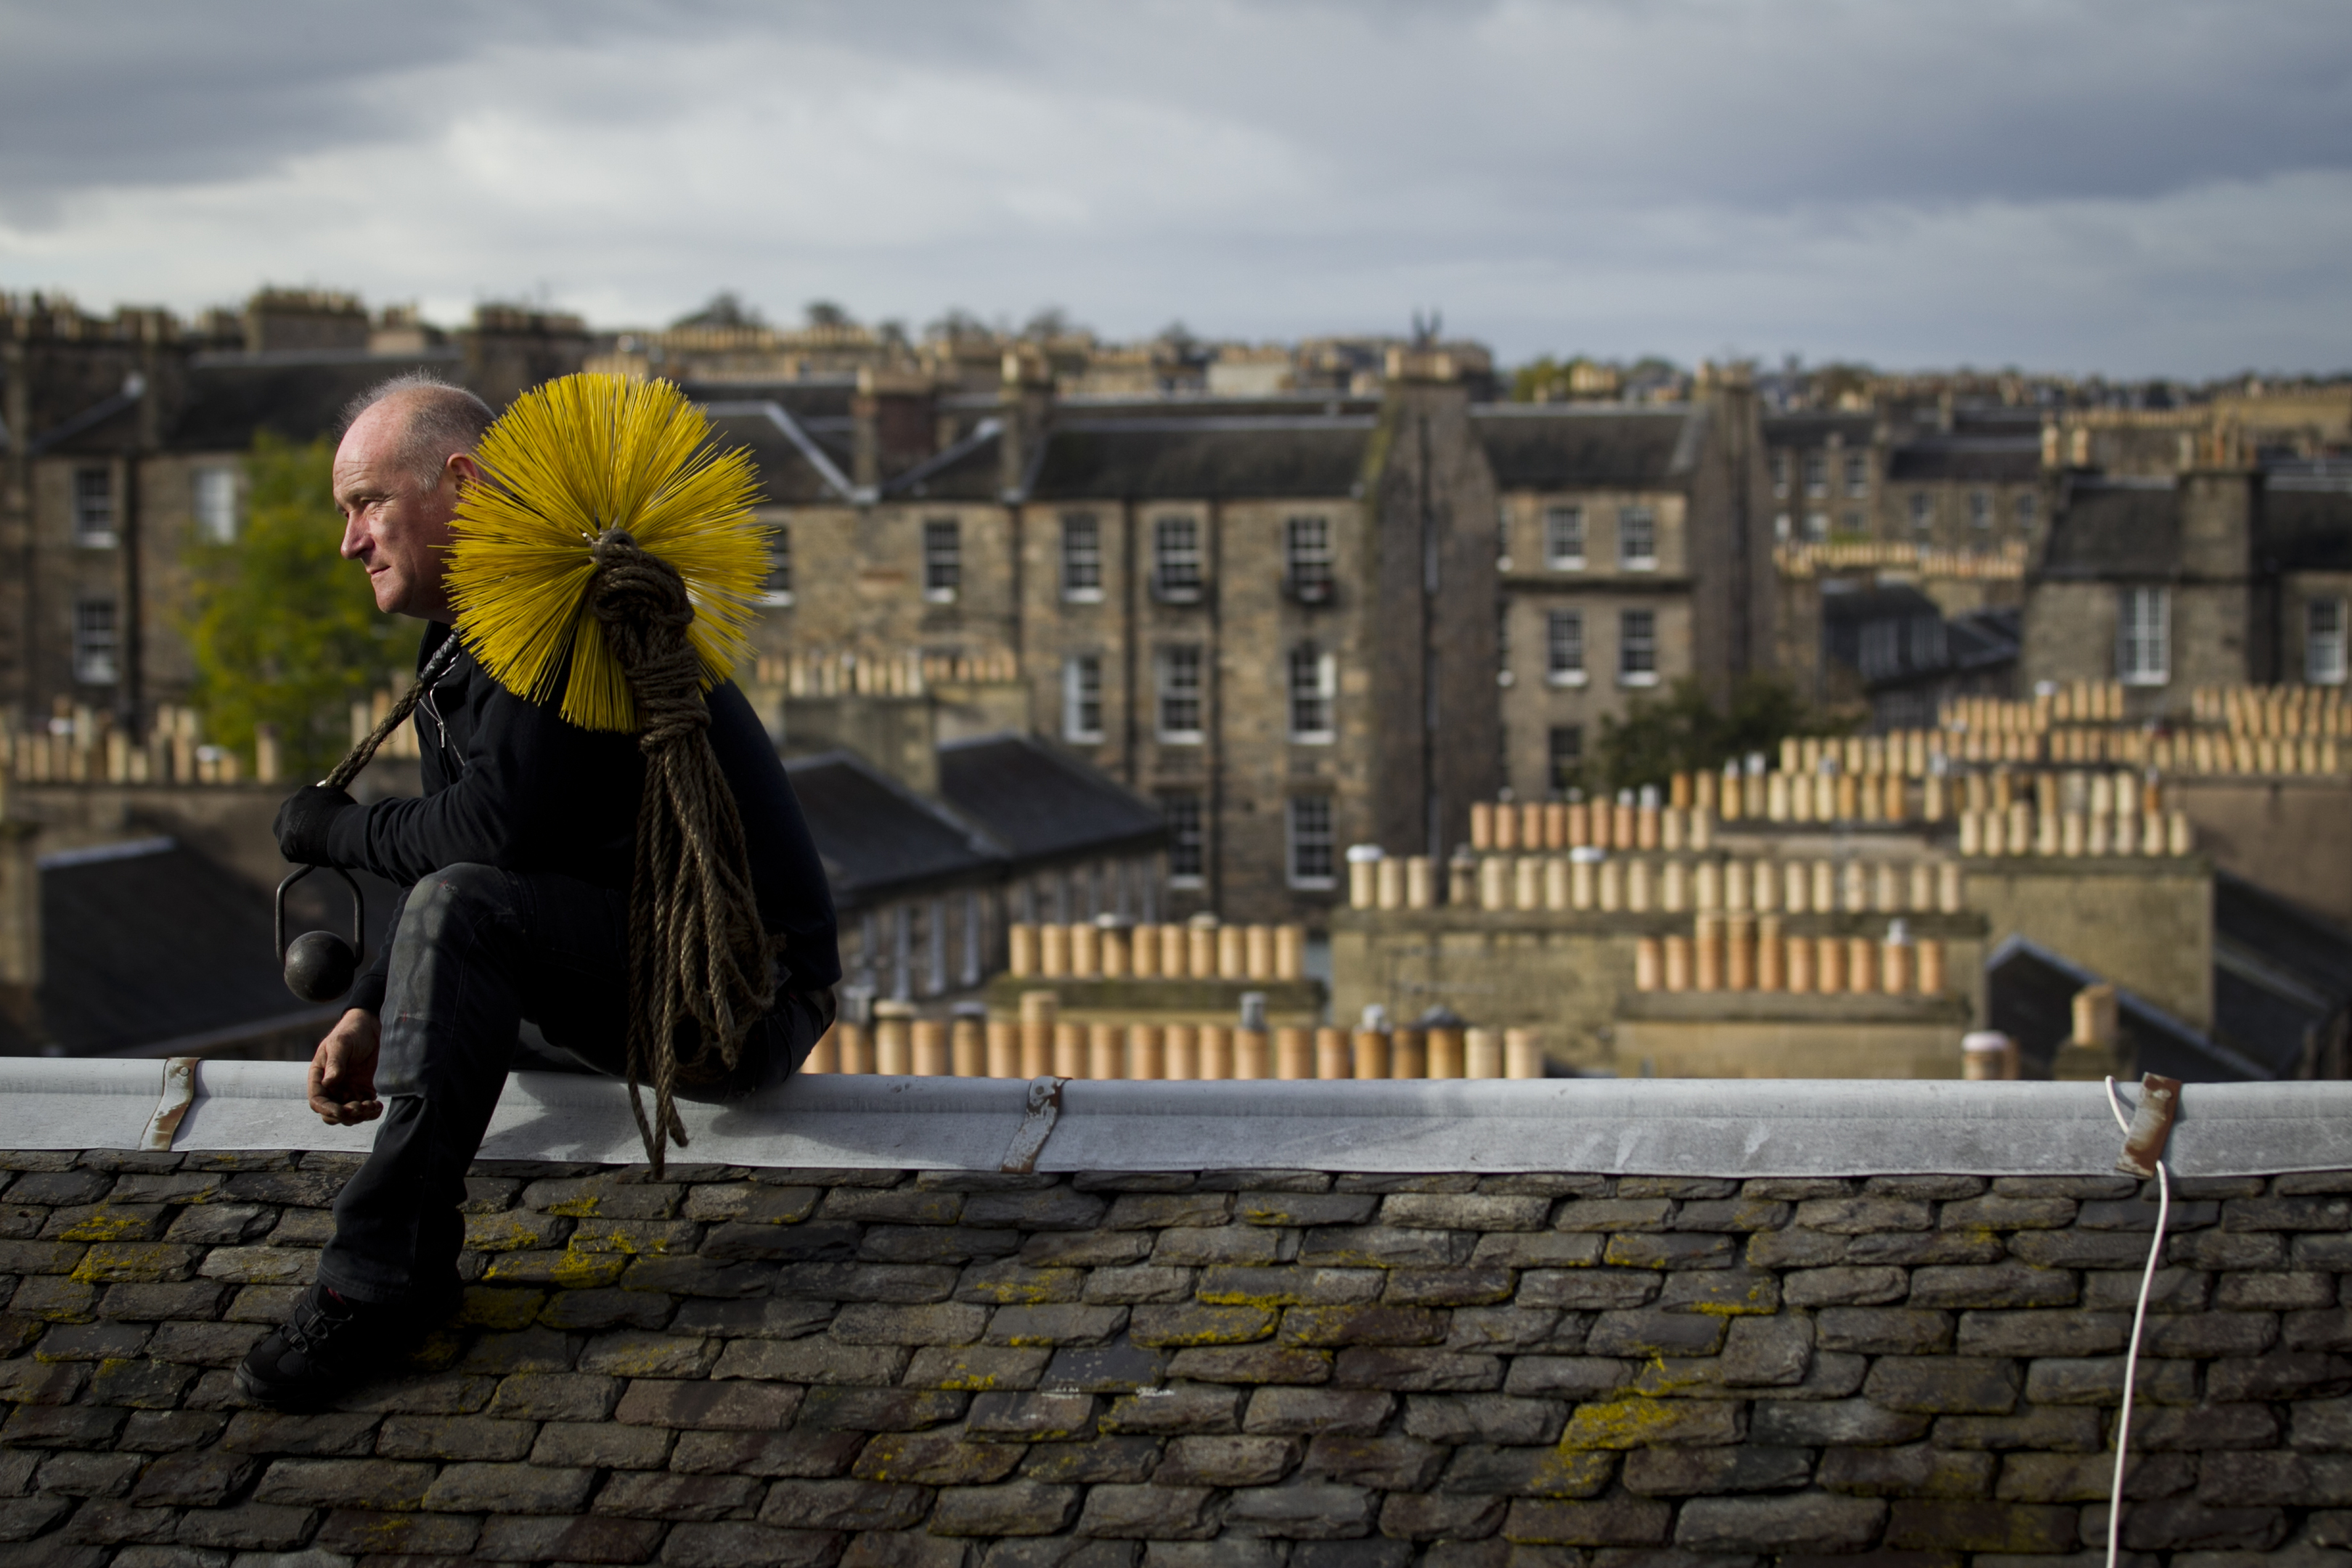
[322,639,462,791]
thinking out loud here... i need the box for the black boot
[235,1281,454,1410]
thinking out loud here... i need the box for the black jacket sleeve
[322,653,642,891]
[345,896,405,1016]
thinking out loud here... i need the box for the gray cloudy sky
[3,0,2348,377]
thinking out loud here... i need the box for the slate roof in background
[1947,605,2024,672]
[1026,417,1373,501]
[937,733,1167,869]
[1761,411,1879,449]
[167,351,466,452]
[1885,438,2043,483]
[2037,477,2181,577]
[700,404,855,505]
[675,377,856,424]
[2261,478,2352,571]
[783,750,1005,910]
[1820,583,1943,630]
[885,421,1003,502]
[1473,405,1701,491]
[1984,934,2274,1082]
[1,839,379,1058]
[2213,872,2352,1076]
[1951,406,2049,436]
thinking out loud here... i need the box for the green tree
[181,432,415,780]
[1588,675,1853,794]
[1511,355,1569,402]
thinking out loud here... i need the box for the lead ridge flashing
[1,1060,2347,1177]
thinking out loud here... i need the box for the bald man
[239,373,839,1409]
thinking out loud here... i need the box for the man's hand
[309,1009,384,1126]
[274,783,357,866]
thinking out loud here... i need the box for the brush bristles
[446,375,769,732]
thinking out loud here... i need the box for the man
[237,372,838,1409]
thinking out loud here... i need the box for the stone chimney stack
[852,368,939,494]
[997,348,1056,500]
[243,288,369,354]
[463,305,591,410]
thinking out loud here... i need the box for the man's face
[332,398,473,622]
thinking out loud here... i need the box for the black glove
[274,783,357,866]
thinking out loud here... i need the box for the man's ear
[446,451,486,490]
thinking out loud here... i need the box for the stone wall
[2,1148,2351,1567]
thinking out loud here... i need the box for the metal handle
[274,865,364,963]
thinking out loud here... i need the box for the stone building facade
[720,356,1776,926]
[2023,465,2352,716]
[0,293,590,737]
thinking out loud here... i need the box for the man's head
[332,373,496,621]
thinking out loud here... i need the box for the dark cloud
[2,0,2348,375]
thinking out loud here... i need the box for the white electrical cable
[2104,1075,2172,1568]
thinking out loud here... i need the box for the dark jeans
[317,864,830,1304]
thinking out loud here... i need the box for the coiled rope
[319,529,772,1175]
[587,527,772,1175]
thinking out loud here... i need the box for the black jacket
[338,622,839,1013]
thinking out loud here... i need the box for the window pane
[1288,796,1334,886]
[1159,645,1203,737]
[1548,724,1583,790]
[2311,598,2347,685]
[1545,506,1585,567]
[73,598,118,684]
[1155,517,1202,596]
[1844,454,1868,497]
[1547,611,1584,679]
[1802,453,1826,496]
[2118,587,2170,685]
[1910,492,1932,529]
[764,521,793,603]
[1620,609,1657,677]
[2015,493,2037,527]
[1161,791,1204,881]
[1063,654,1103,740]
[1288,641,1333,738]
[1062,513,1101,596]
[1618,507,1656,566]
[923,519,960,596]
[1286,515,1333,600]
[192,467,239,544]
[73,468,115,546]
